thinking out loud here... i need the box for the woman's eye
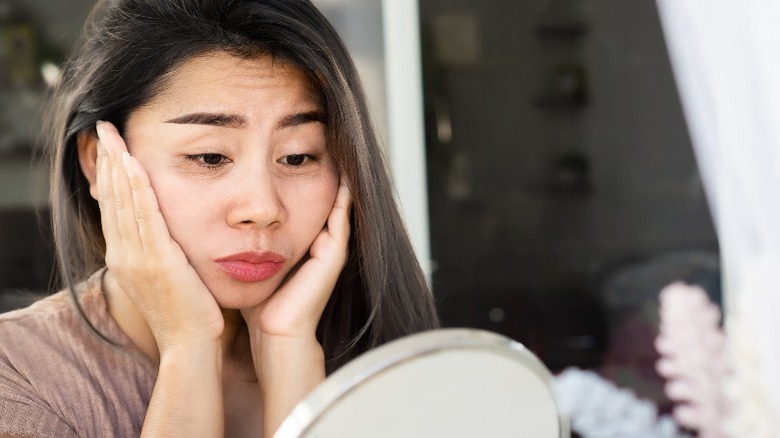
[281,154,313,166]
[186,153,230,167]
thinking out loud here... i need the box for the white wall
[318,0,432,274]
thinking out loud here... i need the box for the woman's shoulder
[0,270,155,436]
[0,289,76,325]
[0,270,104,340]
[0,269,154,377]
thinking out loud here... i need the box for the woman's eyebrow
[164,112,247,128]
[277,110,326,129]
[163,111,325,128]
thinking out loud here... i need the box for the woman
[0,0,439,436]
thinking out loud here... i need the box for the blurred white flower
[655,282,729,437]
[553,367,689,438]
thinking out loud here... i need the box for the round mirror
[276,329,565,437]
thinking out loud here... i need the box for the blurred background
[0,0,719,419]
[0,0,90,310]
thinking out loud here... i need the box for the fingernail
[96,121,106,139]
[122,152,130,168]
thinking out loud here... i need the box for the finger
[102,127,143,251]
[123,153,173,253]
[95,123,122,251]
[326,178,352,243]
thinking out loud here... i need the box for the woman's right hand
[96,121,224,356]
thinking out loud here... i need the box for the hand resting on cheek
[96,121,225,355]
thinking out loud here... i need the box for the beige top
[0,271,156,437]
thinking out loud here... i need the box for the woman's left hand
[240,177,351,339]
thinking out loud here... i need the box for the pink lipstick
[215,251,286,283]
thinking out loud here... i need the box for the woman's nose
[225,166,286,229]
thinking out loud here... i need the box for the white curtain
[656,1,780,435]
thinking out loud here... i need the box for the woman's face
[123,52,339,309]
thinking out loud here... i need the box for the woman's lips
[214,251,286,283]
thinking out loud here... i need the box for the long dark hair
[47,0,439,372]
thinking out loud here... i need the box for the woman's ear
[77,130,100,201]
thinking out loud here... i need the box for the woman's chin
[209,283,276,310]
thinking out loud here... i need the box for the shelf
[534,22,589,40]
[525,181,594,198]
[533,93,589,110]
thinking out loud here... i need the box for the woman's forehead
[136,51,323,121]
[127,52,326,135]
[154,51,319,103]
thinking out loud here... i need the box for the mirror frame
[276,328,567,437]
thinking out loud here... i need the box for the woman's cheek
[147,173,213,245]
[281,177,337,238]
